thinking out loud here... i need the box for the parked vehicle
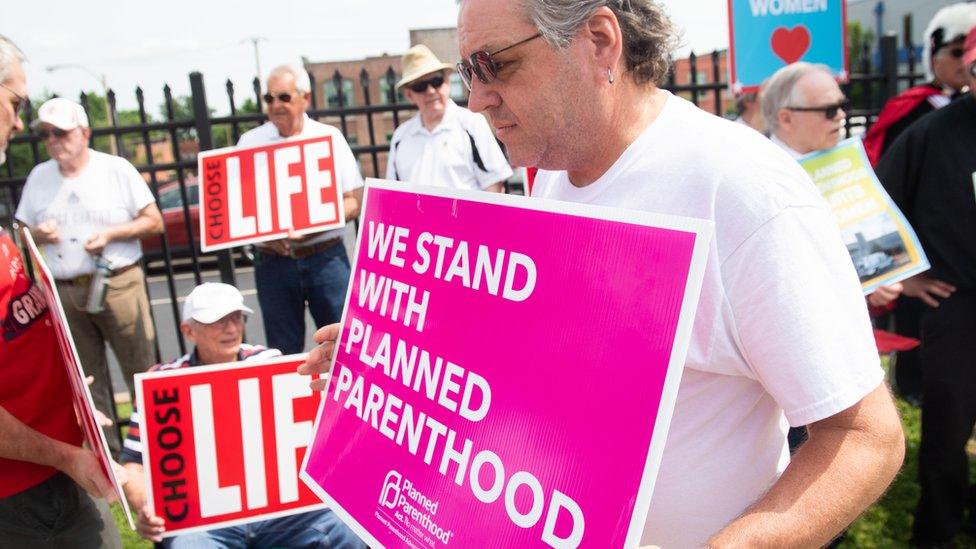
[141,179,200,262]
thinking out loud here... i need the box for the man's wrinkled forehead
[458,0,532,56]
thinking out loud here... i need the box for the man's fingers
[312,323,341,344]
[919,292,941,308]
[309,377,330,392]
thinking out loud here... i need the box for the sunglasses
[262,92,294,105]
[35,127,71,140]
[456,32,543,91]
[0,82,28,118]
[943,47,965,59]
[786,99,850,119]
[408,75,445,93]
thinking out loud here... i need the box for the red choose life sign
[198,135,345,252]
[135,356,327,536]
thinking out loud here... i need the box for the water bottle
[85,256,112,314]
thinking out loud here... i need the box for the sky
[6,0,729,115]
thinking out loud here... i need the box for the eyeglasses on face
[206,311,246,328]
[0,82,28,118]
[35,127,70,140]
[456,32,543,91]
[939,47,965,59]
[408,75,445,93]
[786,99,850,119]
[262,92,294,105]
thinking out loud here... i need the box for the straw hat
[397,45,454,89]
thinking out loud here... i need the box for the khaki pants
[57,265,155,455]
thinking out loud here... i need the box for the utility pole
[244,36,267,81]
[46,63,118,156]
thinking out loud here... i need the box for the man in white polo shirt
[16,97,163,454]
[386,45,512,191]
[238,64,364,355]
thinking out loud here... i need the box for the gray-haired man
[237,65,364,355]
[0,34,122,549]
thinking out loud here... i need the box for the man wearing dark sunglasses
[876,25,976,549]
[237,65,364,356]
[0,35,124,548]
[864,3,976,167]
[762,63,848,159]
[386,45,511,192]
[451,0,903,547]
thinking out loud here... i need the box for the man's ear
[582,6,624,79]
[777,108,792,132]
[81,127,93,140]
[179,322,195,344]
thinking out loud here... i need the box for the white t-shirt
[16,150,156,279]
[533,93,883,548]
[386,100,513,190]
[237,115,364,244]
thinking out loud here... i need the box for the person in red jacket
[863,3,976,166]
[0,34,121,548]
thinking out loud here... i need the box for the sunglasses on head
[786,99,850,119]
[408,75,445,93]
[0,82,28,118]
[35,127,70,140]
[456,32,543,91]
[262,92,293,105]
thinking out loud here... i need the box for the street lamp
[45,63,118,155]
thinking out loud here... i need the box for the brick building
[304,27,465,178]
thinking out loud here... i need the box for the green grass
[840,397,976,548]
[108,388,976,548]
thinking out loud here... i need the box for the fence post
[879,33,898,107]
[189,71,237,286]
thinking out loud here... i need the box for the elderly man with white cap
[119,282,365,547]
[386,44,512,191]
[15,97,163,454]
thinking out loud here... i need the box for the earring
[608,68,614,84]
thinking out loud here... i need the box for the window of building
[379,72,405,104]
[324,78,355,108]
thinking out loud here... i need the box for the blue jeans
[254,243,351,355]
[163,509,364,548]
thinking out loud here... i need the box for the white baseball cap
[181,283,254,324]
[31,97,90,130]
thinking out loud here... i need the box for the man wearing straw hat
[386,45,512,191]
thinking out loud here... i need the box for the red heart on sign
[771,25,811,64]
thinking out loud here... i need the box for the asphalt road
[107,227,357,400]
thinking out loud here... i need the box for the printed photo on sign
[134,356,327,537]
[799,137,929,293]
[21,228,135,529]
[197,135,345,252]
[727,0,848,92]
[300,180,712,548]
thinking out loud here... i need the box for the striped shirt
[120,344,281,464]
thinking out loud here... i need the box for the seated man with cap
[386,44,512,191]
[119,282,364,548]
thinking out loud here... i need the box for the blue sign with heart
[726,0,848,93]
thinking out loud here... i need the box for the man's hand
[901,274,956,308]
[33,219,60,244]
[84,231,112,255]
[298,323,340,392]
[61,445,117,502]
[867,282,903,307]
[136,505,166,542]
[260,239,291,256]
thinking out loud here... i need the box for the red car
[141,178,200,261]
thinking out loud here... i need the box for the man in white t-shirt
[452,1,900,547]
[386,45,512,191]
[304,2,905,546]
[237,64,364,355]
[16,97,163,454]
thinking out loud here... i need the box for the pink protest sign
[301,180,712,548]
[21,228,134,529]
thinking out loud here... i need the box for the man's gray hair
[267,64,312,94]
[517,0,678,86]
[0,35,26,85]
[760,62,832,134]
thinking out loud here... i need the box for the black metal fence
[1,34,925,363]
